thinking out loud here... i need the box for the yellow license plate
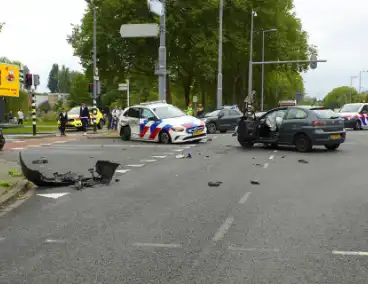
[194,130,203,136]
[330,134,340,140]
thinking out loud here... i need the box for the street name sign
[120,24,159,38]
[147,0,163,16]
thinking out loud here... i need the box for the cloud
[0,0,87,93]
[294,0,368,98]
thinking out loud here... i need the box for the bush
[42,111,58,122]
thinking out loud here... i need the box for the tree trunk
[183,77,192,107]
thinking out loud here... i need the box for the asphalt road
[1,131,368,283]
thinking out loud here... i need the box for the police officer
[58,108,68,136]
[79,102,90,136]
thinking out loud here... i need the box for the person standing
[58,108,68,136]
[111,106,119,131]
[8,111,14,123]
[79,102,90,136]
[196,104,204,117]
[17,109,24,126]
[186,103,193,116]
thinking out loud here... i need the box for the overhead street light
[247,10,257,103]
[350,75,358,103]
[261,28,277,111]
[216,0,224,109]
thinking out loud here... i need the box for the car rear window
[313,109,339,119]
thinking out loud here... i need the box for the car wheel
[325,144,340,151]
[120,126,131,141]
[239,140,254,149]
[354,120,362,130]
[207,123,217,134]
[219,129,227,134]
[159,131,171,144]
[294,133,312,152]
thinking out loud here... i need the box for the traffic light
[19,69,25,87]
[310,55,317,69]
[33,74,40,87]
[88,83,93,93]
[25,73,32,89]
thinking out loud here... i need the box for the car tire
[120,126,131,141]
[354,120,362,130]
[325,144,340,151]
[294,133,312,152]
[220,129,227,133]
[267,143,278,149]
[207,123,217,134]
[159,131,171,144]
[239,140,254,149]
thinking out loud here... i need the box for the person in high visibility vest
[186,103,193,116]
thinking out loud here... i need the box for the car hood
[339,112,358,117]
[163,116,205,127]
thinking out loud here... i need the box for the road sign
[119,83,128,91]
[0,63,20,97]
[147,0,163,16]
[310,55,317,69]
[193,95,198,103]
[120,24,159,38]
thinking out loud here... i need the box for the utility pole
[247,11,256,102]
[158,0,166,101]
[261,29,277,111]
[359,70,368,93]
[216,0,223,109]
[350,75,357,103]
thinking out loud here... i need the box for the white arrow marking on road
[45,239,66,244]
[332,250,368,256]
[115,169,131,174]
[239,192,251,204]
[37,193,70,199]
[126,164,145,167]
[152,155,167,159]
[212,217,234,242]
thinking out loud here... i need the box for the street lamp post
[261,29,277,111]
[216,0,223,109]
[350,75,358,103]
[158,0,166,101]
[359,70,368,93]
[247,10,257,102]
[86,0,98,132]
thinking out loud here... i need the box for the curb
[87,135,120,139]
[0,179,34,210]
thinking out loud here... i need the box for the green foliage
[68,0,315,110]
[47,64,59,93]
[43,111,58,122]
[58,65,71,93]
[323,86,358,108]
[68,72,91,107]
[4,90,30,115]
[53,99,66,112]
[39,101,51,113]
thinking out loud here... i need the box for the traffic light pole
[31,88,36,136]
[92,5,97,133]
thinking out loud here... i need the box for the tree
[58,65,71,93]
[323,86,358,108]
[47,64,59,93]
[0,22,4,33]
[68,72,91,107]
[68,0,315,110]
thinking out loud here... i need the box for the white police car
[118,101,207,144]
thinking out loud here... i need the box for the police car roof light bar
[140,100,167,105]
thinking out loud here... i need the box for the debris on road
[187,152,192,158]
[250,180,260,185]
[20,152,120,189]
[281,156,285,159]
[298,159,308,164]
[176,154,185,159]
[208,181,223,187]
[253,164,262,167]
[32,159,48,165]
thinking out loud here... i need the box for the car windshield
[205,110,221,117]
[153,105,186,119]
[313,109,340,119]
[68,108,79,115]
[340,104,362,112]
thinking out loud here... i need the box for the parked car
[338,103,368,130]
[200,108,243,134]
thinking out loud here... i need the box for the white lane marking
[115,169,131,174]
[132,243,182,248]
[152,155,167,159]
[212,217,234,242]
[37,193,70,199]
[332,250,368,256]
[126,164,145,167]
[182,146,193,149]
[14,140,24,143]
[0,237,5,242]
[228,246,279,253]
[174,149,184,152]
[53,141,68,144]
[45,239,66,244]
[162,152,174,155]
[11,148,25,150]
[263,163,269,169]
[269,155,274,160]
[239,192,251,204]
[140,159,157,163]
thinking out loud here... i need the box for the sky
[0,0,367,99]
